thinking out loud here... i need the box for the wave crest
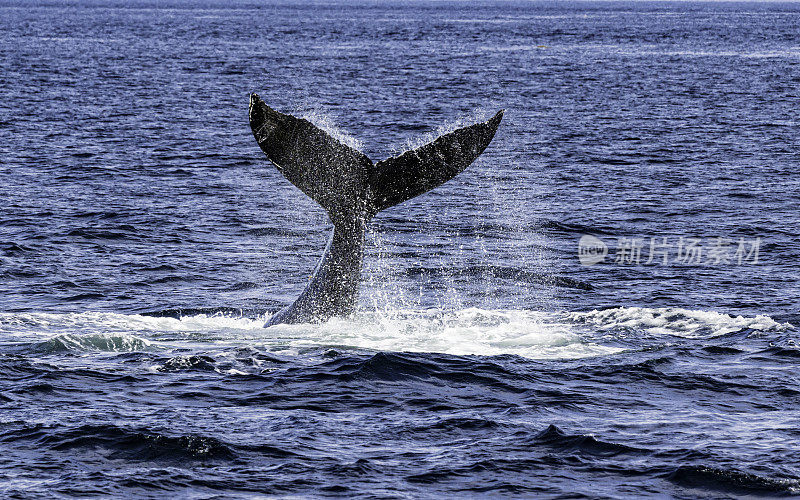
[567,307,792,338]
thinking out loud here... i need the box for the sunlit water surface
[1,0,799,497]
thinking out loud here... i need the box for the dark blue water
[2,1,799,497]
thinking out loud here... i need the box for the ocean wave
[155,355,218,372]
[0,307,792,360]
[1,422,235,462]
[0,309,618,360]
[0,311,265,334]
[666,465,800,496]
[567,307,793,338]
[533,424,646,457]
[29,333,154,354]
[269,308,623,359]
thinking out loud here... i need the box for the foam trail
[567,307,793,338]
[1,307,791,359]
[268,308,622,359]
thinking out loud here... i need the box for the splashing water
[1,307,790,360]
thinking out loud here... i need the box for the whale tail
[249,94,503,325]
[249,93,503,225]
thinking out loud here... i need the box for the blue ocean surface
[1,0,799,497]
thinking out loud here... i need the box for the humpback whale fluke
[249,93,503,326]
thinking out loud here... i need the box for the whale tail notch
[249,93,503,224]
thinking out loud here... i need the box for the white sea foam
[0,307,791,358]
[267,308,620,359]
[0,309,611,359]
[0,311,264,334]
[567,307,793,338]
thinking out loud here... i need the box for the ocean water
[1,0,799,497]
